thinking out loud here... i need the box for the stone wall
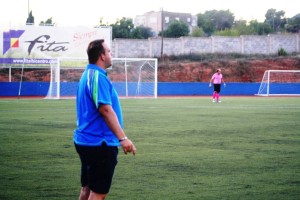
[112,34,300,58]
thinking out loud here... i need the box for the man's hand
[120,139,136,155]
[209,83,212,87]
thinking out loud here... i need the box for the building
[134,10,198,36]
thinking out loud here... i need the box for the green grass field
[0,97,299,200]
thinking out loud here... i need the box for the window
[165,17,169,23]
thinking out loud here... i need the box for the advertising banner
[0,25,112,59]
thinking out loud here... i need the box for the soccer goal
[0,57,58,97]
[109,58,158,98]
[256,70,300,96]
[45,57,158,99]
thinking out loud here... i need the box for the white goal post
[256,70,300,96]
[45,57,158,99]
[0,57,58,97]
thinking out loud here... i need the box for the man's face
[102,42,112,69]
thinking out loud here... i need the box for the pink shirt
[212,73,223,84]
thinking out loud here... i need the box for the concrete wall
[112,34,300,57]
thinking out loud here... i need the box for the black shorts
[214,84,221,93]
[75,143,118,194]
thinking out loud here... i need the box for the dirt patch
[158,56,300,82]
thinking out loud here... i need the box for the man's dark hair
[87,39,105,64]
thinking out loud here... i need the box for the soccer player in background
[74,39,136,200]
[209,68,226,103]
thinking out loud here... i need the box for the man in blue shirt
[74,39,136,200]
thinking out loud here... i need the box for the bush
[278,48,288,56]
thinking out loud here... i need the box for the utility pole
[28,0,30,15]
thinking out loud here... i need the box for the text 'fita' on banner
[0,26,112,59]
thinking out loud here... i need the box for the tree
[232,20,253,35]
[213,28,240,36]
[265,8,286,31]
[197,10,235,35]
[131,26,153,39]
[197,11,217,35]
[248,20,272,35]
[286,14,300,33]
[212,19,273,36]
[161,20,189,38]
[197,12,215,35]
[39,17,54,26]
[26,11,34,25]
[191,27,206,37]
[99,17,153,39]
[111,17,134,39]
[97,17,110,26]
[215,10,235,30]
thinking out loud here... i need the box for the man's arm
[221,77,226,86]
[99,104,136,155]
[209,77,213,87]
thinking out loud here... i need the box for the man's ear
[100,53,105,61]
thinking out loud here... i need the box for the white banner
[0,26,112,58]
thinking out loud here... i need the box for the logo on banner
[3,30,25,54]
[2,27,110,57]
[25,35,69,55]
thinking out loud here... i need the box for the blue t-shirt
[73,64,123,146]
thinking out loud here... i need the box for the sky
[0,0,299,28]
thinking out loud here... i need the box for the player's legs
[212,91,216,102]
[216,92,220,102]
[75,143,118,200]
[75,144,90,200]
[218,87,222,102]
[79,186,107,200]
[88,192,107,200]
[79,186,90,200]
[213,84,221,102]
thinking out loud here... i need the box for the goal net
[45,57,158,99]
[45,57,86,99]
[256,70,300,96]
[109,58,157,98]
[0,58,57,97]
